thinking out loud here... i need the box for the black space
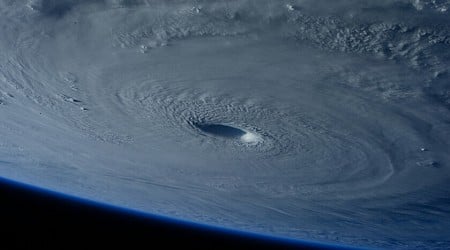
[0,178,344,250]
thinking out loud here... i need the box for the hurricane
[1,0,449,248]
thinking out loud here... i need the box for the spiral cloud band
[0,0,449,248]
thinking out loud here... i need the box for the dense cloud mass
[0,0,449,248]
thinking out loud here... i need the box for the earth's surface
[1,1,449,249]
